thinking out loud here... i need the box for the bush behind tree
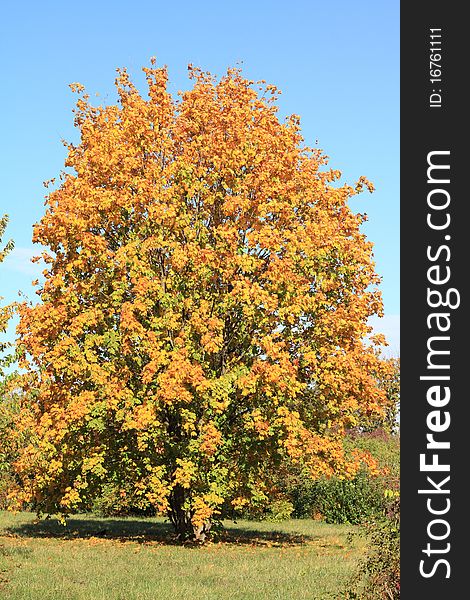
[344,494,400,599]
[272,431,399,524]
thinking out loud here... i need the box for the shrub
[0,381,28,510]
[278,431,399,525]
[264,499,294,523]
[289,470,385,524]
[344,493,400,599]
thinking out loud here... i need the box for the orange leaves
[244,409,271,440]
[155,348,206,406]
[198,422,222,456]
[60,486,81,509]
[191,492,224,529]
[191,497,214,529]
[188,303,224,355]
[140,465,170,513]
[69,82,85,94]
[122,403,157,432]
[173,459,196,489]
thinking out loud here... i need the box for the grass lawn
[0,511,366,599]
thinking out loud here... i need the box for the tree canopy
[13,62,391,540]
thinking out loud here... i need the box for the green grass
[0,511,366,599]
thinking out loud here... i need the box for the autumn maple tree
[14,62,391,540]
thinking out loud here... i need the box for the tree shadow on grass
[6,517,313,548]
[6,518,174,545]
[218,525,312,547]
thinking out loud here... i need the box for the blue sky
[0,1,399,354]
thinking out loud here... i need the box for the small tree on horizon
[0,215,21,509]
[14,62,391,541]
[0,214,14,374]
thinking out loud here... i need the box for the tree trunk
[168,485,211,542]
